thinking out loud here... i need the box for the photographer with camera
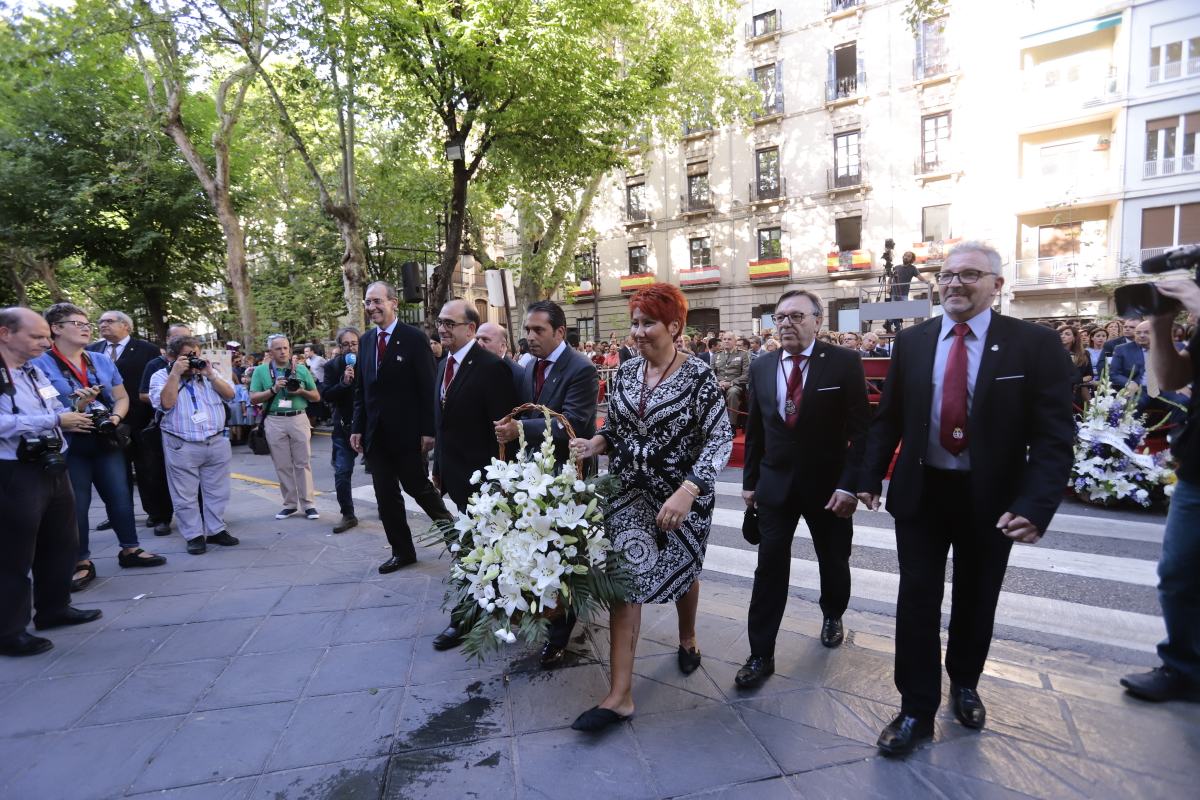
[320,327,360,533]
[32,304,166,592]
[0,307,102,657]
[249,334,321,520]
[1120,277,1200,703]
[149,336,238,555]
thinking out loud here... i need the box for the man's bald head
[0,306,54,365]
[476,322,509,358]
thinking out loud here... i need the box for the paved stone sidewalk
[1,479,1198,799]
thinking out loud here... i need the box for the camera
[279,369,301,392]
[1114,245,1200,319]
[17,432,67,473]
[187,356,208,370]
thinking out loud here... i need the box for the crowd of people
[2,239,1198,761]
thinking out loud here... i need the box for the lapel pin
[396,355,403,361]
[990,344,999,352]
[820,352,826,358]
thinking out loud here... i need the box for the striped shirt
[149,368,228,442]
[0,362,68,459]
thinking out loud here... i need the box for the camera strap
[49,349,114,407]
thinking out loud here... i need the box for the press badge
[277,399,293,409]
[38,385,59,400]
[191,411,208,423]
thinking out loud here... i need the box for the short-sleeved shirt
[250,362,317,413]
[31,350,123,411]
[1176,330,1200,483]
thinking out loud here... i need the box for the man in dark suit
[351,281,452,574]
[617,335,638,363]
[857,241,1075,756]
[475,321,524,393]
[1102,317,1139,358]
[735,289,870,689]
[1110,320,1189,424]
[493,299,598,667]
[321,327,360,533]
[89,311,171,532]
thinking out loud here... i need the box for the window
[1142,204,1200,253]
[577,318,595,342]
[689,237,712,268]
[1145,113,1199,176]
[757,228,782,259]
[687,173,711,209]
[827,42,861,101]
[1039,141,1081,180]
[572,253,593,286]
[922,205,951,242]
[1150,37,1200,83]
[752,10,779,37]
[834,130,861,186]
[921,113,950,171]
[628,245,648,274]
[626,182,646,221]
[835,216,861,252]
[754,63,783,115]
[755,147,780,199]
[916,16,948,79]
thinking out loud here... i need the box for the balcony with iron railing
[827,0,862,16]
[1149,60,1183,84]
[679,193,714,216]
[625,206,648,224]
[915,152,954,177]
[745,11,781,42]
[1010,254,1117,289]
[1143,154,1197,178]
[749,177,786,205]
[827,163,866,191]
[913,54,957,83]
[1020,72,1121,119]
[826,72,866,103]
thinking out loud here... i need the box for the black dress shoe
[821,617,844,648]
[33,606,103,631]
[571,706,630,732]
[677,645,702,674]
[187,537,207,555]
[540,642,568,669]
[206,531,240,546]
[0,632,54,657]
[950,684,986,729]
[154,521,171,536]
[96,519,113,531]
[332,516,358,534]
[432,625,463,651]
[734,655,775,688]
[1121,666,1200,702]
[378,555,416,574]
[877,713,934,756]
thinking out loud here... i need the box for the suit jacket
[859,313,1075,534]
[88,337,159,430]
[618,345,637,363]
[352,322,437,453]
[505,357,526,395]
[743,341,870,506]
[433,344,518,507]
[1108,341,1147,388]
[1101,335,1130,358]
[321,354,356,429]
[518,346,598,469]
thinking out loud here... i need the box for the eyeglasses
[56,320,93,331]
[770,312,812,326]
[364,299,389,308]
[97,318,122,325]
[338,340,359,348]
[436,318,469,329]
[935,269,990,285]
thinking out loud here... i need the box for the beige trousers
[264,413,315,509]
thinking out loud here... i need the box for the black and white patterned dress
[598,355,733,604]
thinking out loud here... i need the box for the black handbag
[248,419,270,455]
[742,505,760,545]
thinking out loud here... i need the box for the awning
[1021,13,1122,49]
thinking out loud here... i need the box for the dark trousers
[546,609,578,649]
[0,462,78,639]
[893,468,1014,718]
[135,430,174,523]
[367,440,450,560]
[748,495,853,658]
[330,423,356,519]
[67,435,138,560]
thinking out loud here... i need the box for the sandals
[70,561,96,592]
[117,549,167,568]
[678,644,702,674]
[571,706,631,732]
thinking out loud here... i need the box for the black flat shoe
[571,706,630,732]
[677,645,702,674]
[153,521,172,536]
[117,549,167,568]
[206,531,240,547]
[34,606,102,631]
[187,537,207,555]
[540,643,567,670]
[97,519,113,531]
[877,713,934,756]
[734,655,775,688]
[1121,666,1200,702]
[70,562,96,592]
[0,632,54,657]
[821,617,844,648]
[378,555,416,574]
[332,516,358,534]
[950,684,986,729]
[432,625,463,651]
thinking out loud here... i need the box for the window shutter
[856,51,865,85]
[915,24,925,78]
[775,60,785,113]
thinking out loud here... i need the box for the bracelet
[680,480,700,498]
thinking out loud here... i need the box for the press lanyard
[183,380,199,410]
[52,345,90,388]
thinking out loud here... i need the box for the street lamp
[444,136,465,162]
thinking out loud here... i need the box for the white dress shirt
[536,340,569,380]
[102,335,131,362]
[775,341,814,422]
[926,308,992,471]
[376,319,399,369]
[441,339,476,401]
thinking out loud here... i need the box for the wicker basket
[498,403,583,480]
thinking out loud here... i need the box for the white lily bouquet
[427,405,627,661]
[1071,369,1176,508]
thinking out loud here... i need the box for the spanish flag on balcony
[620,273,656,293]
[910,238,961,264]
[680,266,721,288]
[826,250,873,272]
[747,258,791,282]
[571,286,594,299]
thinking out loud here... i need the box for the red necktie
[376,329,389,368]
[442,355,456,400]
[784,354,807,428]
[533,359,549,401]
[939,322,971,455]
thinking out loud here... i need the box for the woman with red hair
[569,282,733,731]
